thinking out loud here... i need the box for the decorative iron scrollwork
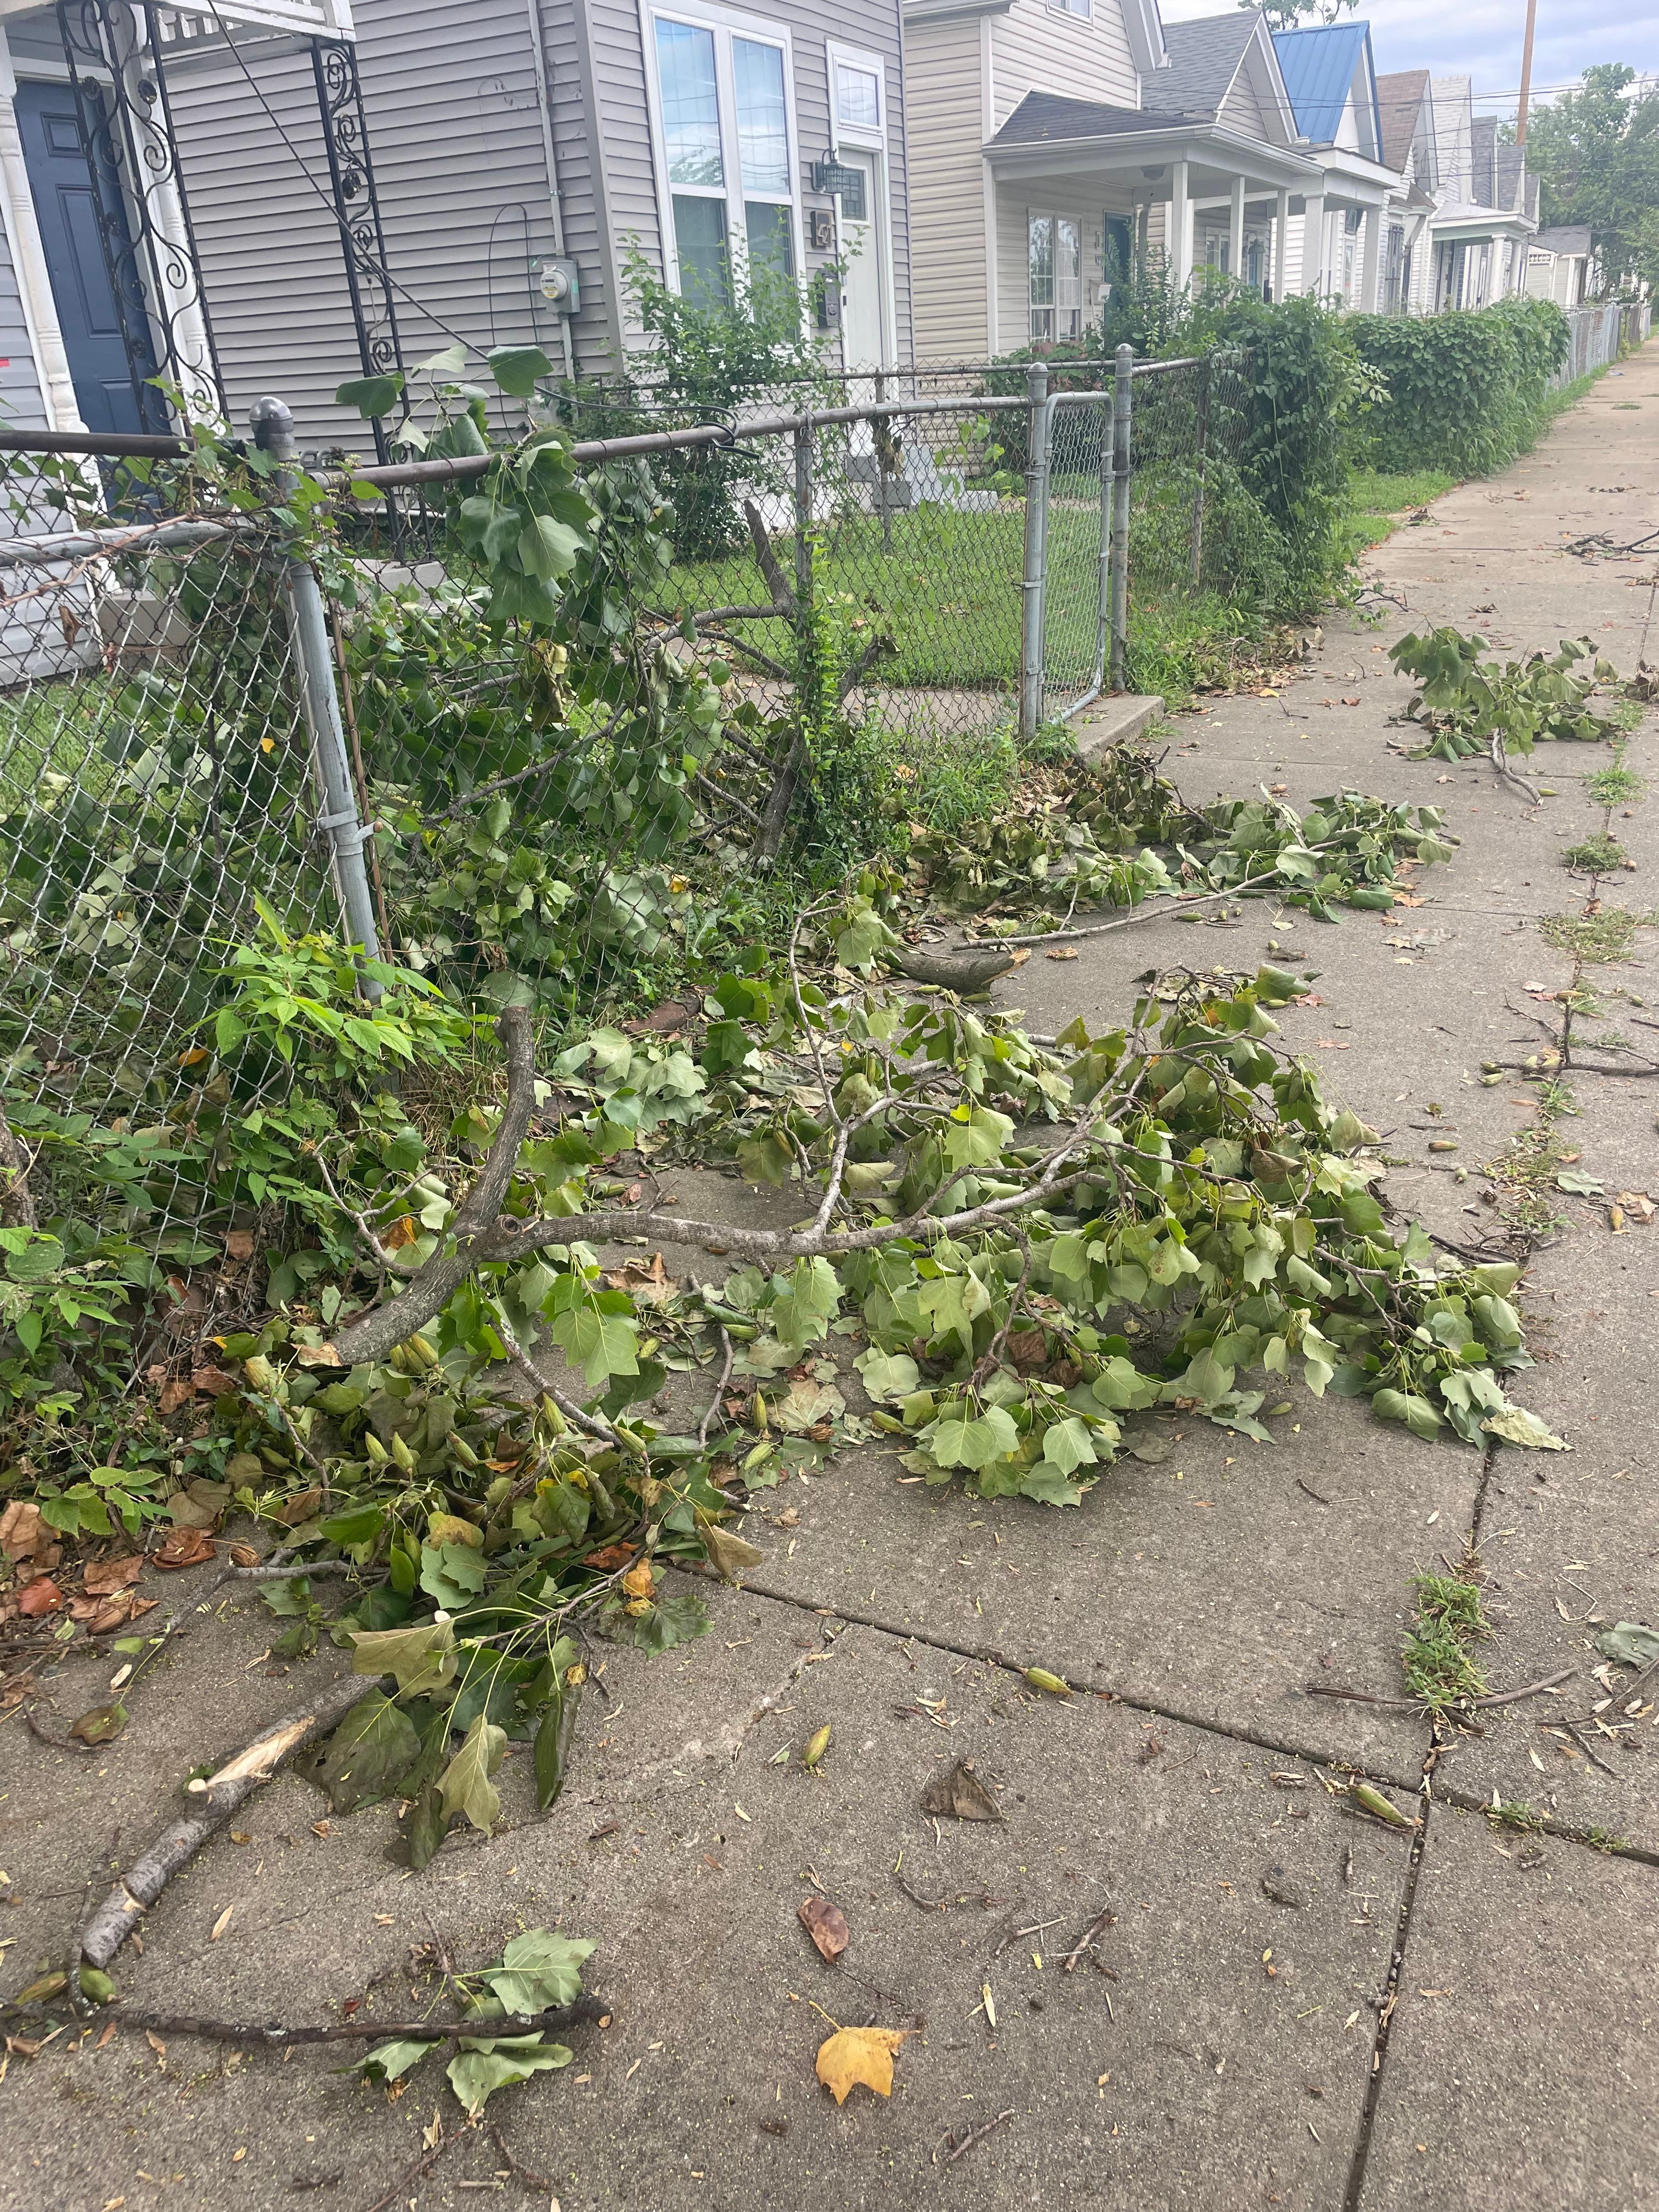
[313,37,405,461]
[56,1,226,431]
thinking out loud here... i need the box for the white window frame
[1047,0,1092,19]
[640,0,806,303]
[825,40,898,368]
[1028,211,1082,344]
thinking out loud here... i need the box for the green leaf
[356,2036,436,2084]
[854,1348,920,1404]
[438,1713,507,1834]
[549,1305,639,1389]
[401,1781,455,1871]
[419,1541,488,1610]
[484,1929,596,2016]
[941,1106,1014,1173]
[769,1256,842,1350]
[927,1404,1019,1471]
[351,1617,458,1696]
[1598,1622,1659,1669]
[1040,1415,1099,1476]
[336,373,404,420]
[318,1503,385,1546]
[446,2036,572,2117]
[487,343,554,397]
[303,1690,420,1815]
[517,514,584,580]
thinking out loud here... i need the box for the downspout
[524,0,575,381]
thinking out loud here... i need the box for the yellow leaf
[382,1214,419,1251]
[259,736,275,754]
[427,1511,482,1551]
[620,1560,656,1600]
[815,2024,910,2104]
[176,1046,210,1068]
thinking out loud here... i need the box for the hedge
[1347,298,1570,477]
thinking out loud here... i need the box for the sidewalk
[4,350,1656,2212]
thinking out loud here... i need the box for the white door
[836,149,887,369]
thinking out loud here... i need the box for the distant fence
[1551,300,1643,387]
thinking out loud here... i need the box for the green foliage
[1402,1571,1490,1712]
[1562,832,1629,874]
[1349,301,1570,477]
[1520,65,1659,296]
[1388,628,1620,760]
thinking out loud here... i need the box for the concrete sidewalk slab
[1356,1804,1658,2210]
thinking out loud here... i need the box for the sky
[1155,0,1658,114]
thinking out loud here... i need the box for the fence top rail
[0,514,259,568]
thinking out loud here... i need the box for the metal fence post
[1019,358,1050,740]
[1108,343,1132,695]
[250,395,382,995]
[752,418,815,867]
[1189,351,1211,588]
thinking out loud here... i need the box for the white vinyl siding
[989,0,1137,127]
[0,206,48,428]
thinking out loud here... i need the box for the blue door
[15,78,160,434]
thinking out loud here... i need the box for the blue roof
[1271,22,1381,151]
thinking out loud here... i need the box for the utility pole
[1515,0,1539,144]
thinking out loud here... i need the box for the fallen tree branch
[109,1994,607,2049]
[78,1671,369,1970]
[996,839,1355,947]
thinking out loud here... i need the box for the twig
[942,2109,1015,2165]
[1305,1666,1577,1712]
[697,1328,735,1449]
[110,1995,607,2049]
[1559,1722,1622,1778]
[1060,1905,1116,1974]
[78,1671,369,1970]
[488,2124,559,2192]
[358,2124,462,2212]
[996,841,1353,947]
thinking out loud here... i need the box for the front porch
[982,91,1331,350]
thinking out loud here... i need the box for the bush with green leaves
[1348,300,1570,478]
[1388,628,1621,761]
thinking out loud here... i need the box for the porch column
[1228,174,1245,285]
[0,32,86,430]
[1170,159,1193,289]
[1273,188,1290,300]
[1358,204,1383,312]
[109,4,218,422]
[1301,193,1324,295]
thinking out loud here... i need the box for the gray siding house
[0,0,911,450]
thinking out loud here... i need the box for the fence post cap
[1025,358,1049,398]
[249,396,296,458]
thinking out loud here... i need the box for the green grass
[1402,1571,1491,1712]
[1562,832,1630,873]
[1340,466,1458,554]
[1588,752,1646,807]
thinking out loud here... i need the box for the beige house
[901,1,1321,360]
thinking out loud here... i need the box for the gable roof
[1271,22,1381,152]
[1533,225,1591,257]
[986,91,1194,148]
[1375,69,1430,174]
[1155,13,1262,121]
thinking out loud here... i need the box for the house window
[649,4,799,306]
[1050,0,1091,15]
[1029,215,1081,342]
[835,61,879,132]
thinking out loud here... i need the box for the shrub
[1348,300,1570,476]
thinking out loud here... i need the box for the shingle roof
[985,91,1195,149]
[1271,22,1377,150]
[1374,69,1429,174]
[1152,13,1262,123]
[1533,226,1592,256]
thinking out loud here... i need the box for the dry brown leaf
[1044,947,1079,962]
[274,1487,325,1528]
[210,1905,234,1940]
[191,1367,239,1396]
[153,1526,216,1571]
[293,1344,346,1369]
[583,1543,635,1573]
[0,1499,42,1561]
[815,2024,910,2104]
[224,1229,256,1262]
[798,1896,849,1963]
[17,1576,64,1617]
[157,1379,194,1416]
[602,1251,674,1304]
[1006,1327,1048,1373]
[920,1759,1003,1823]
[145,2029,167,2058]
[381,1214,419,1251]
[81,1554,143,1597]
[620,1560,657,1599]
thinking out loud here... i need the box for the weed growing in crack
[1539,907,1645,961]
[1402,1571,1491,1711]
[1561,832,1630,874]
[1587,752,1645,807]
[1582,1826,1627,1853]
[1486,1799,1547,1832]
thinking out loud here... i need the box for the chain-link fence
[2,359,1251,1266]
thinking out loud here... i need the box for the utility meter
[536,258,580,315]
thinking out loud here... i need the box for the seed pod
[539,1395,569,1437]
[387,1343,414,1374]
[803,1724,831,1771]
[448,1432,480,1469]
[753,1391,769,1435]
[407,1332,441,1370]
[1025,1666,1073,1697]
[390,1430,416,1473]
[363,1432,391,1466]
[241,1353,276,1394]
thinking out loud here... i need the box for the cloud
[1154,1,1656,107]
